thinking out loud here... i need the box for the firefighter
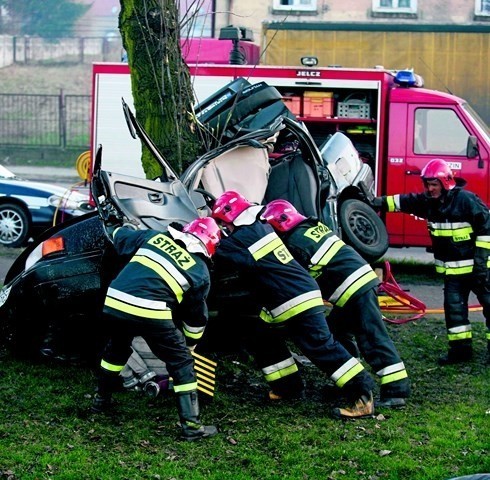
[91,217,221,442]
[372,158,490,365]
[260,199,411,408]
[211,190,376,419]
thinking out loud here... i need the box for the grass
[0,309,489,479]
[0,64,92,96]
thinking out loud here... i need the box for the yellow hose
[51,152,92,226]
[52,180,87,227]
[76,151,91,181]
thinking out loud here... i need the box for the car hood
[1,178,76,197]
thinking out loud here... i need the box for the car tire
[0,203,30,248]
[339,198,389,263]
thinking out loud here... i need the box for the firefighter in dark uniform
[211,190,376,419]
[373,158,490,365]
[91,217,221,441]
[261,199,411,408]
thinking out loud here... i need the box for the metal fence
[0,93,91,148]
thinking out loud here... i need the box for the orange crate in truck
[282,95,302,116]
[303,91,334,118]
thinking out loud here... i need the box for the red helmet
[182,217,221,257]
[211,190,253,225]
[421,158,456,190]
[260,199,306,232]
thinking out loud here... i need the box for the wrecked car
[0,79,388,361]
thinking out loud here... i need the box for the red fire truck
[91,53,490,250]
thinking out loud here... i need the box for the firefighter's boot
[267,372,305,402]
[438,345,473,365]
[377,378,410,408]
[332,369,375,419]
[91,393,113,413]
[90,369,122,413]
[176,390,218,441]
[375,397,406,408]
[332,391,374,419]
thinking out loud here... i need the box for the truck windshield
[462,103,490,143]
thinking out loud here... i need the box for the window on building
[373,0,417,13]
[475,0,490,15]
[414,109,469,156]
[273,0,317,12]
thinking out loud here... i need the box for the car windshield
[0,165,17,179]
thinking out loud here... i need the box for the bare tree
[119,0,205,177]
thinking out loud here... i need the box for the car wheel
[0,203,30,247]
[339,198,389,263]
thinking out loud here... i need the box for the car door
[91,102,205,230]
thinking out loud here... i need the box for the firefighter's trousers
[327,287,410,399]
[98,313,195,394]
[251,310,374,399]
[444,274,490,354]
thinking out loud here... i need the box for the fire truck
[91,47,490,250]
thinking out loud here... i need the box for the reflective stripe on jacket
[384,188,490,277]
[282,219,380,305]
[214,216,326,323]
[103,227,210,341]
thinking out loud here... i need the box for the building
[211,0,490,122]
[74,0,490,122]
[214,0,490,40]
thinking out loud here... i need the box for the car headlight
[48,191,94,213]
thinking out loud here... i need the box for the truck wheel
[339,199,389,263]
[0,203,30,248]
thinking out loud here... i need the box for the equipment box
[337,93,371,119]
[282,95,302,116]
[303,91,334,118]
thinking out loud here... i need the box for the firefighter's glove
[121,221,139,231]
[371,196,384,211]
[358,181,375,206]
[358,180,382,211]
[186,337,198,353]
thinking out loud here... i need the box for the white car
[0,165,93,247]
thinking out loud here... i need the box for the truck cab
[385,85,490,247]
[91,58,490,251]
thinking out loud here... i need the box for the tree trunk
[119,0,202,177]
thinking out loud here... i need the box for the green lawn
[0,315,489,480]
